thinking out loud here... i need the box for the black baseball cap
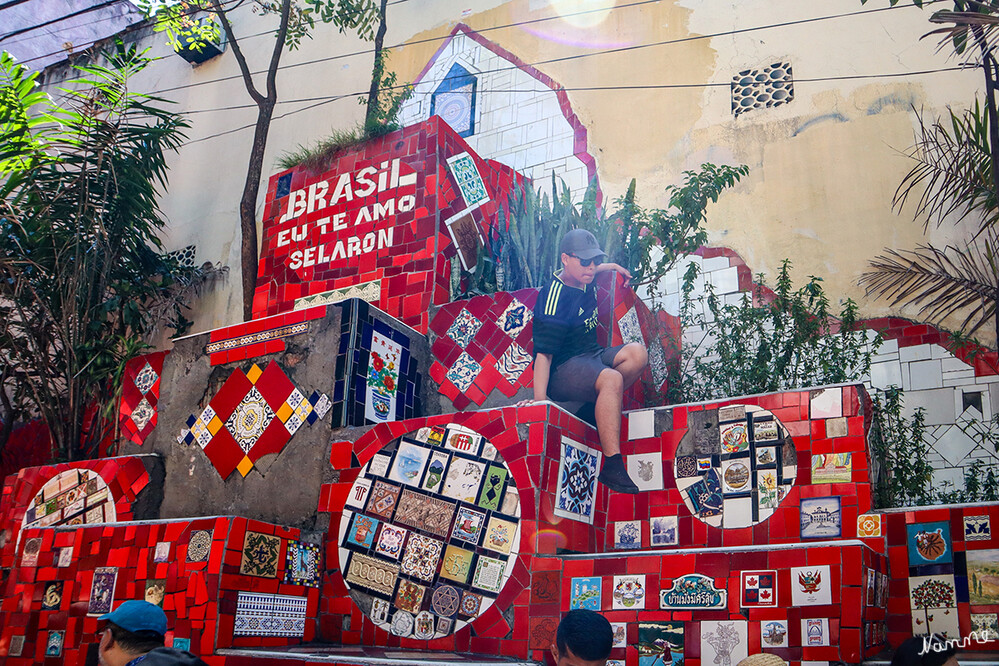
[559,229,606,261]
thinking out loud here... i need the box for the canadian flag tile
[741,569,778,607]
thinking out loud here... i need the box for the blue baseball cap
[99,600,168,636]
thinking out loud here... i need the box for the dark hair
[891,635,958,666]
[108,622,165,654]
[556,609,613,661]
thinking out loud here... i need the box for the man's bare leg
[612,342,648,388]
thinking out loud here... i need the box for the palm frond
[860,238,999,337]
[894,101,997,232]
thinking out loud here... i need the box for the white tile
[909,359,943,391]
[931,465,964,490]
[810,387,842,419]
[869,361,902,390]
[941,356,972,372]
[899,343,933,363]
[626,452,664,492]
[931,424,978,466]
[628,410,655,440]
[931,344,955,359]
[903,388,957,426]
[708,267,740,294]
[702,256,731,272]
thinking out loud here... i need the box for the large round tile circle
[338,424,521,639]
[674,405,797,528]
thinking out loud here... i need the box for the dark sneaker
[598,454,639,493]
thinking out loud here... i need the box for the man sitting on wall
[532,229,649,494]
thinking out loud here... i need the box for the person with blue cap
[97,600,207,665]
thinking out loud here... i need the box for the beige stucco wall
[38,0,985,341]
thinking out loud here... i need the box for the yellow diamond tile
[208,415,224,435]
[246,364,263,384]
[276,402,293,423]
[236,456,254,477]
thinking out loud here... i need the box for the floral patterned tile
[498,298,532,339]
[446,352,481,393]
[496,343,532,383]
[618,306,644,345]
[446,309,482,349]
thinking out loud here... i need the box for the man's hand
[597,262,633,287]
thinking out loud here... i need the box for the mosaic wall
[427,278,676,411]
[0,516,317,663]
[177,360,331,479]
[0,456,153,570]
[638,245,999,496]
[254,117,525,332]
[336,423,521,640]
[119,350,168,445]
[331,299,422,427]
[397,24,596,203]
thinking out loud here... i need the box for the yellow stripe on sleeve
[545,282,562,316]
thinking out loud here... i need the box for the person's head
[559,229,606,288]
[97,600,167,666]
[891,635,959,666]
[550,609,613,666]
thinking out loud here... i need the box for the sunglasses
[570,254,603,267]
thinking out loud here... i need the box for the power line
[183,64,968,144]
[0,0,128,43]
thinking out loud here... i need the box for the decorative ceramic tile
[441,457,485,503]
[966,550,999,604]
[345,553,399,596]
[368,481,401,519]
[531,570,560,604]
[721,458,751,494]
[857,513,882,538]
[459,590,482,617]
[761,619,788,648]
[701,621,748,666]
[345,478,372,510]
[421,451,449,494]
[610,622,627,649]
[45,630,64,657]
[444,209,484,272]
[88,566,118,615]
[445,352,481,393]
[447,152,490,208]
[293,279,381,310]
[130,397,155,431]
[394,489,455,537]
[719,422,749,453]
[451,506,486,544]
[447,309,483,348]
[41,581,63,610]
[612,574,646,610]
[8,635,24,657]
[443,425,482,456]
[390,610,414,637]
[477,465,507,511]
[659,574,727,609]
[205,322,308,355]
[802,618,830,646]
[186,530,212,563]
[967,514,992,541]
[134,362,159,394]
[225,387,275,453]
[22,469,117,530]
[368,454,391,477]
[800,496,842,539]
[637,621,684,666]
[496,342,532,383]
[432,584,462,617]
[365,331,403,423]
[909,575,959,637]
[741,570,777,607]
[501,486,520,517]
[21,537,41,566]
[618,306,644,345]
[614,520,641,549]
[570,576,602,610]
[394,579,426,613]
[347,514,381,549]
[483,516,516,555]
[240,531,282,578]
[233,592,307,637]
[387,441,431,487]
[440,545,475,584]
[401,534,444,582]
[436,616,453,636]
[371,598,390,624]
[651,515,678,546]
[811,453,852,484]
[529,616,559,651]
[675,456,698,478]
[413,610,435,639]
[172,638,191,651]
[791,565,832,606]
[498,298,532,338]
[145,579,166,607]
[972,613,999,640]
[374,524,408,560]
[472,555,505,593]
[627,452,664,492]
[908,521,953,566]
[57,547,73,567]
[554,437,601,525]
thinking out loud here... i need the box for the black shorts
[548,345,625,403]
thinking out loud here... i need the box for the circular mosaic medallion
[673,405,797,529]
[22,469,116,531]
[339,424,521,639]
